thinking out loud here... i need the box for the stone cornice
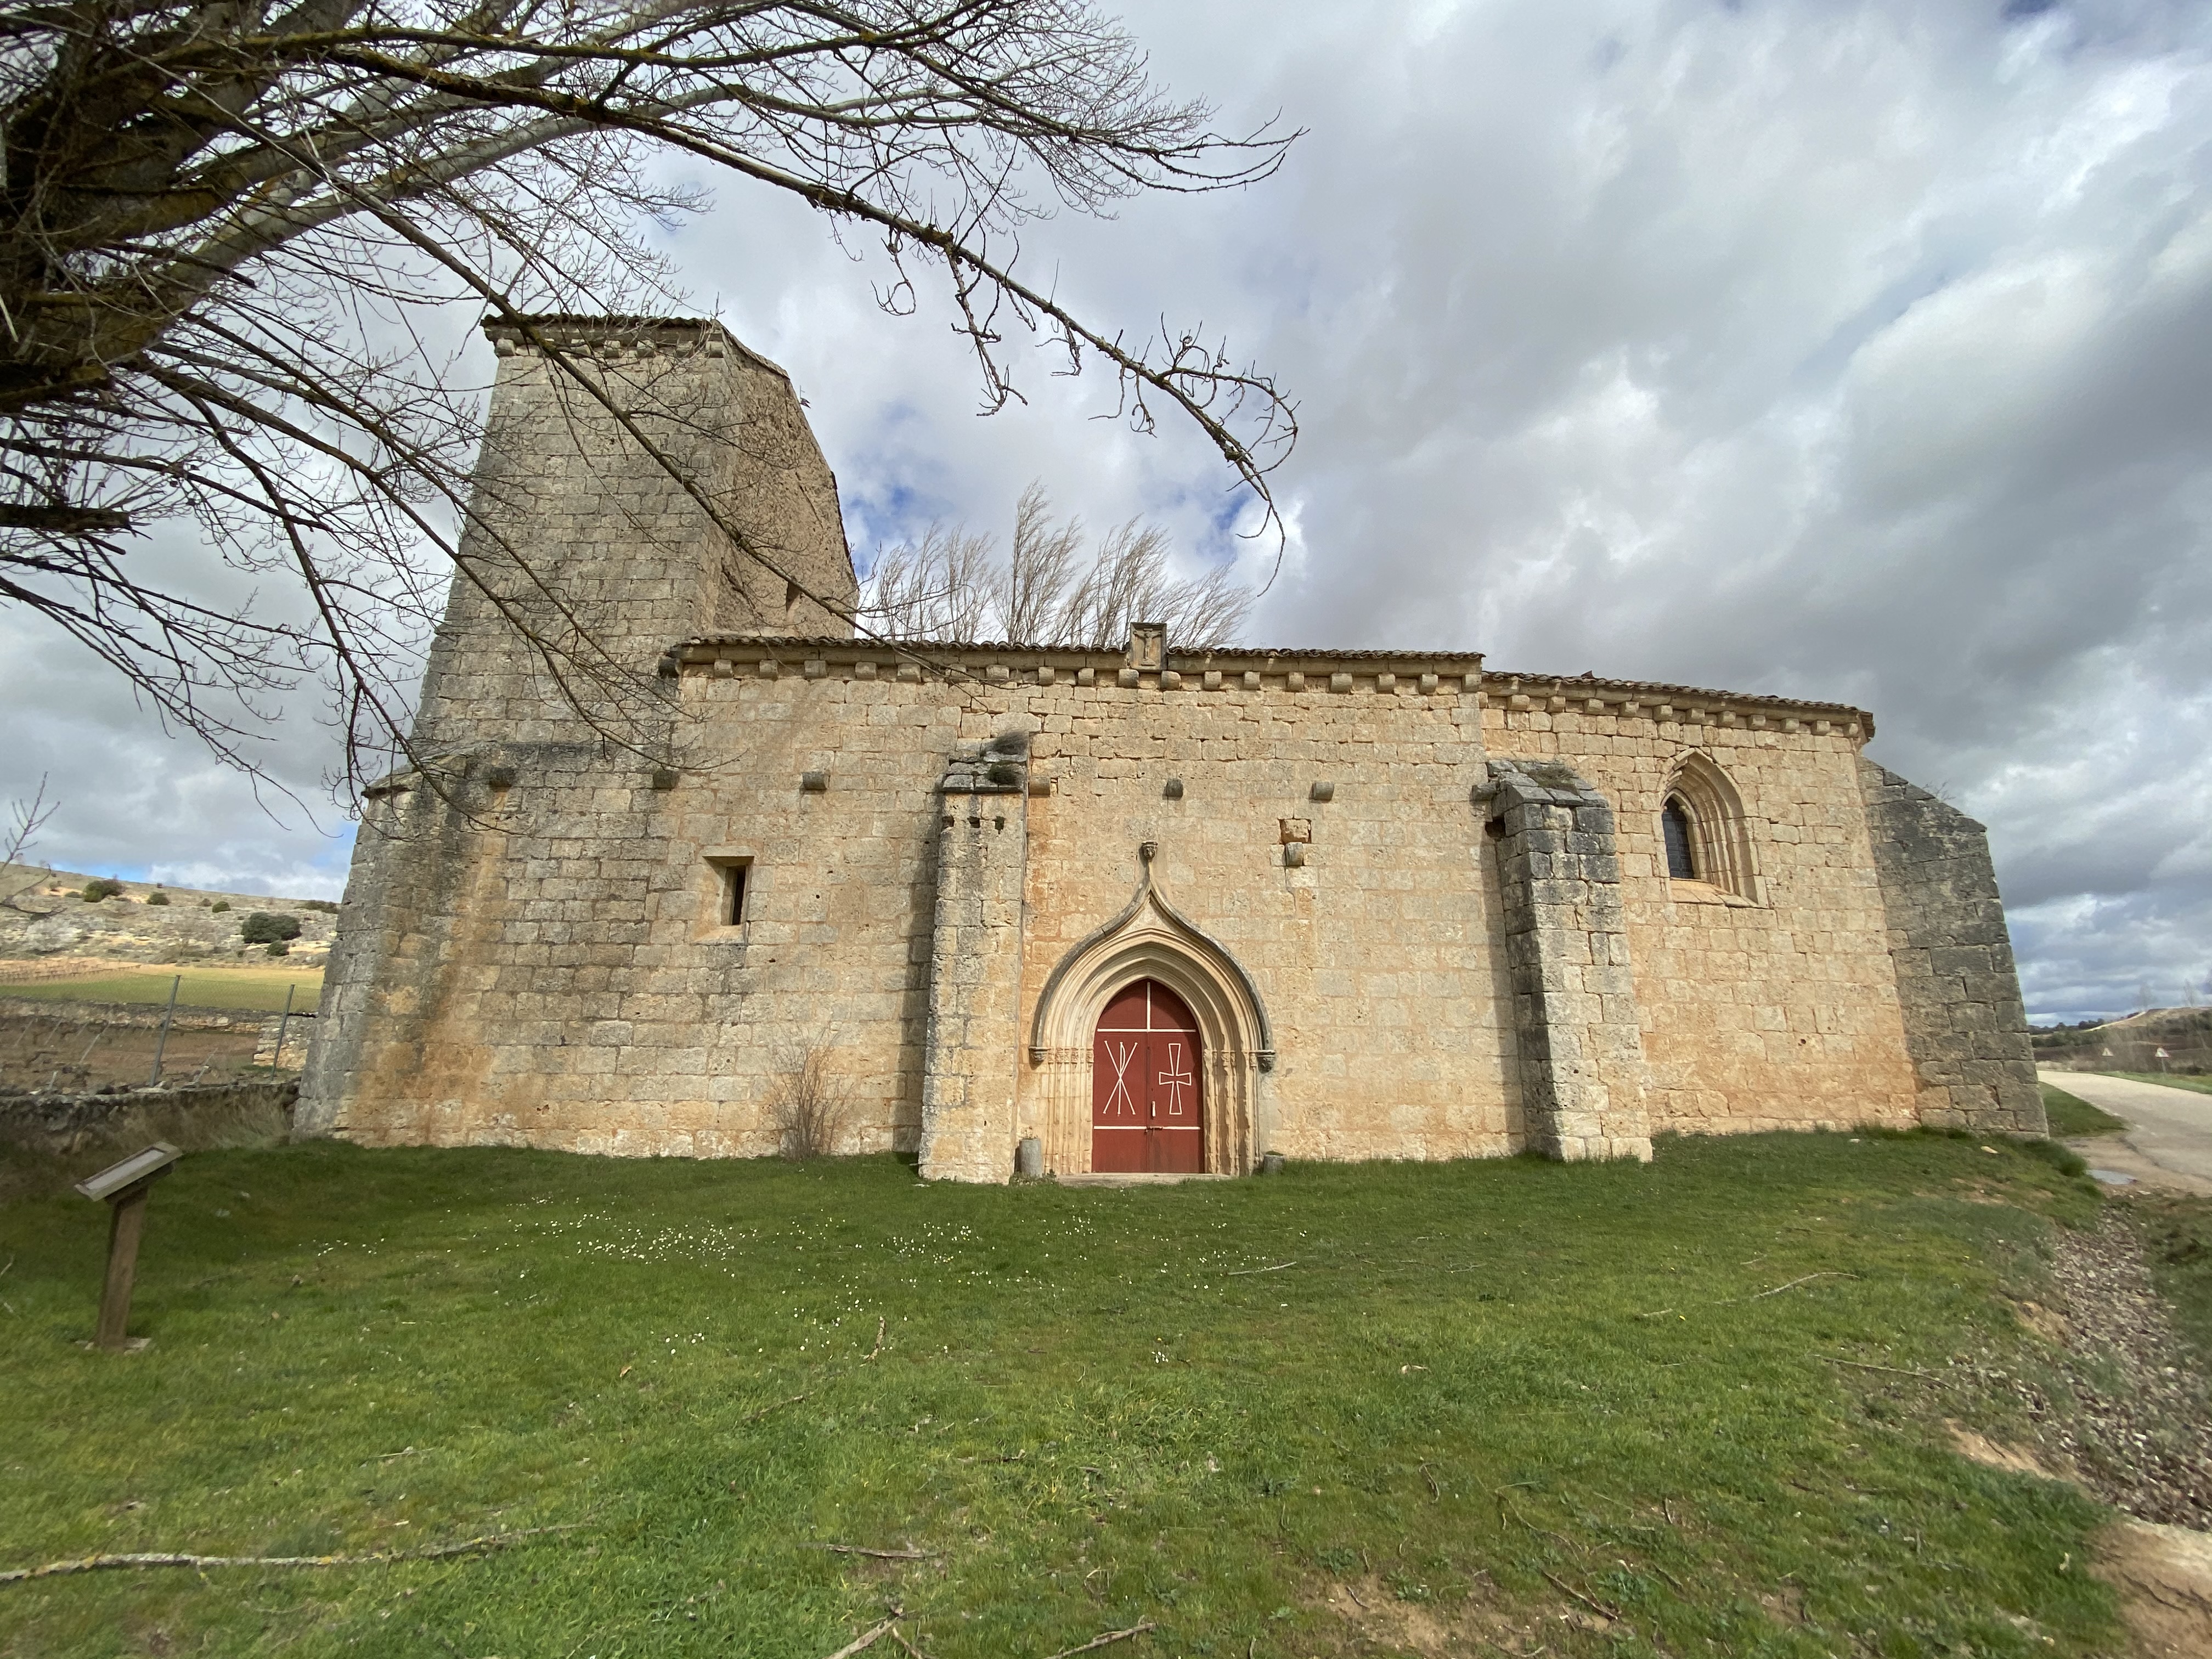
[481,315,792,381]
[664,634,1874,737]
[1482,670,1873,742]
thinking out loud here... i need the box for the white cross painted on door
[1156,1041,1193,1116]
[1103,1040,1140,1115]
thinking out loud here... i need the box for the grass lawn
[2038,1082,2128,1138]
[2131,1192,2212,1363]
[0,1134,2121,1658]
[2110,1071,2212,1098]
[0,964,323,1014]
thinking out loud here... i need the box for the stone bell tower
[411,316,858,750]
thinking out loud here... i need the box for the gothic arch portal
[1027,857,1273,1175]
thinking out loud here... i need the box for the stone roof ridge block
[940,730,1030,795]
[1475,758,1611,815]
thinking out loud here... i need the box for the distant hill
[0,864,337,967]
[2034,1005,2211,1075]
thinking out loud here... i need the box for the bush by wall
[240,912,303,945]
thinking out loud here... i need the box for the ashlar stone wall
[301,317,2048,1172]
[413,317,856,753]
[1483,680,1924,1137]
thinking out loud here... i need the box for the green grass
[0,965,322,1013]
[0,1135,2120,1658]
[2109,1070,2212,1098]
[2129,1192,2212,1363]
[2039,1082,2128,1138]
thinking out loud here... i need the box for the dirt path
[1954,1207,2212,1654]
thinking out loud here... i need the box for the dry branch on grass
[740,1391,810,1424]
[1820,1355,1946,1382]
[0,1524,578,1586]
[822,1617,902,1659]
[1042,1622,1158,1659]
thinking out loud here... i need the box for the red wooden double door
[1091,979,1204,1173]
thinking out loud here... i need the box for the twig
[1819,1355,1944,1383]
[864,1316,887,1361]
[1043,1622,1157,1659]
[803,1544,940,1560]
[1747,1272,1855,1301]
[1538,1568,1622,1623]
[742,1391,811,1423]
[890,1627,935,1659]
[1420,1462,1440,1499]
[1226,1261,1299,1277]
[0,1524,579,1585]
[822,1617,900,1659]
[1494,1491,1575,1551]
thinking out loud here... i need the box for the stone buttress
[1859,761,2047,1135]
[1478,759,1653,1161]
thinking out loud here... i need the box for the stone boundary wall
[1,1077,299,1145]
[0,997,264,1033]
[1859,761,2046,1135]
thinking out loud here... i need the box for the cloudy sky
[4,0,2209,1023]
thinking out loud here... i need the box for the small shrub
[302,899,339,915]
[264,940,292,957]
[2017,1137,2088,1180]
[145,889,170,905]
[239,911,302,944]
[211,900,230,913]
[79,877,124,902]
[770,1046,848,1159]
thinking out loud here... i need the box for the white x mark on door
[1103,1039,1140,1115]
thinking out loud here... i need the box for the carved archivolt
[1661,750,1760,902]
[1025,864,1273,1175]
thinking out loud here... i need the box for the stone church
[297,317,2047,1179]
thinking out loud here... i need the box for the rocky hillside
[0,865,337,967]
[2035,1005,2212,1075]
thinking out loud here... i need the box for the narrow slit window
[1662,798,1698,880]
[711,859,751,927]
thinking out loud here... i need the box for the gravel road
[2041,1069,2212,1195]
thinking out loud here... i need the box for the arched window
[1660,752,1758,902]
[1661,798,1698,879]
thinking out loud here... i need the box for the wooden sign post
[75,1144,180,1351]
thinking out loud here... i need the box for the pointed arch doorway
[1091,979,1204,1173]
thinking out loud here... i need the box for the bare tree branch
[859,482,1249,648]
[1,0,1299,799]
[0,775,59,912]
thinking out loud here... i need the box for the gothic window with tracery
[1660,753,1759,902]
